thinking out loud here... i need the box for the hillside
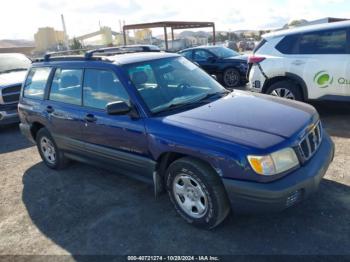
[0,39,35,48]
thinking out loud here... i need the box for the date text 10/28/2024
[127,256,220,261]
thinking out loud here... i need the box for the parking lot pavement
[0,101,349,258]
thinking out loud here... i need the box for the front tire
[266,80,303,101]
[166,157,230,229]
[36,128,69,169]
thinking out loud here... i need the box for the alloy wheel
[270,88,295,99]
[224,69,240,87]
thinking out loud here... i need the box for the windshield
[209,47,239,58]
[0,54,31,74]
[125,56,227,114]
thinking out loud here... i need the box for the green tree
[70,37,83,50]
[288,19,308,28]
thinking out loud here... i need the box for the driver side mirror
[211,75,217,80]
[106,101,131,115]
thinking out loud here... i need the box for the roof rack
[35,46,153,63]
[42,49,88,61]
[84,47,145,59]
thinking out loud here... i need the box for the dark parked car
[178,46,248,88]
[19,50,334,228]
[0,53,31,125]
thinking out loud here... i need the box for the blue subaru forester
[18,49,334,228]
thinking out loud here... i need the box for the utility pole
[61,14,69,49]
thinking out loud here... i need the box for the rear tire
[166,157,230,229]
[266,80,303,101]
[223,68,241,88]
[36,128,69,169]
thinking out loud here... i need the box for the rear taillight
[248,55,266,64]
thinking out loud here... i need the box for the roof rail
[36,46,149,63]
[43,49,88,61]
[84,47,132,59]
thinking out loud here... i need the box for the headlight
[247,148,299,176]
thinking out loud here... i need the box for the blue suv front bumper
[222,133,335,213]
[0,103,19,125]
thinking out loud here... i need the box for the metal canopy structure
[123,21,216,50]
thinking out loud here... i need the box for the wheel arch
[30,121,46,140]
[156,152,218,176]
[262,73,308,100]
[222,65,241,74]
[153,151,221,195]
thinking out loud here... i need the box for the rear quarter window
[275,35,299,54]
[253,39,267,53]
[23,67,51,99]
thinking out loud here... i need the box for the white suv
[248,21,350,101]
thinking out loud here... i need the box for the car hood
[163,91,317,149]
[0,71,27,87]
[222,55,247,63]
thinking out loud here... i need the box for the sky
[1,0,350,40]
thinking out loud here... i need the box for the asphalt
[0,99,349,259]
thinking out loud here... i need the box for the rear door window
[23,67,51,99]
[298,28,348,54]
[49,68,83,105]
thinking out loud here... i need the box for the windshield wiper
[194,90,231,103]
[152,90,231,115]
[0,68,28,74]
[153,101,194,115]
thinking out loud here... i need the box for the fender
[285,72,309,100]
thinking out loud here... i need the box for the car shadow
[0,124,33,154]
[310,101,350,139]
[22,162,350,256]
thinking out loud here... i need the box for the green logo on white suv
[314,71,333,88]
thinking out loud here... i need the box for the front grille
[297,121,322,162]
[1,85,21,104]
[2,85,21,94]
[3,93,20,103]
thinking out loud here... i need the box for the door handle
[292,60,305,66]
[46,105,54,113]
[84,113,97,122]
